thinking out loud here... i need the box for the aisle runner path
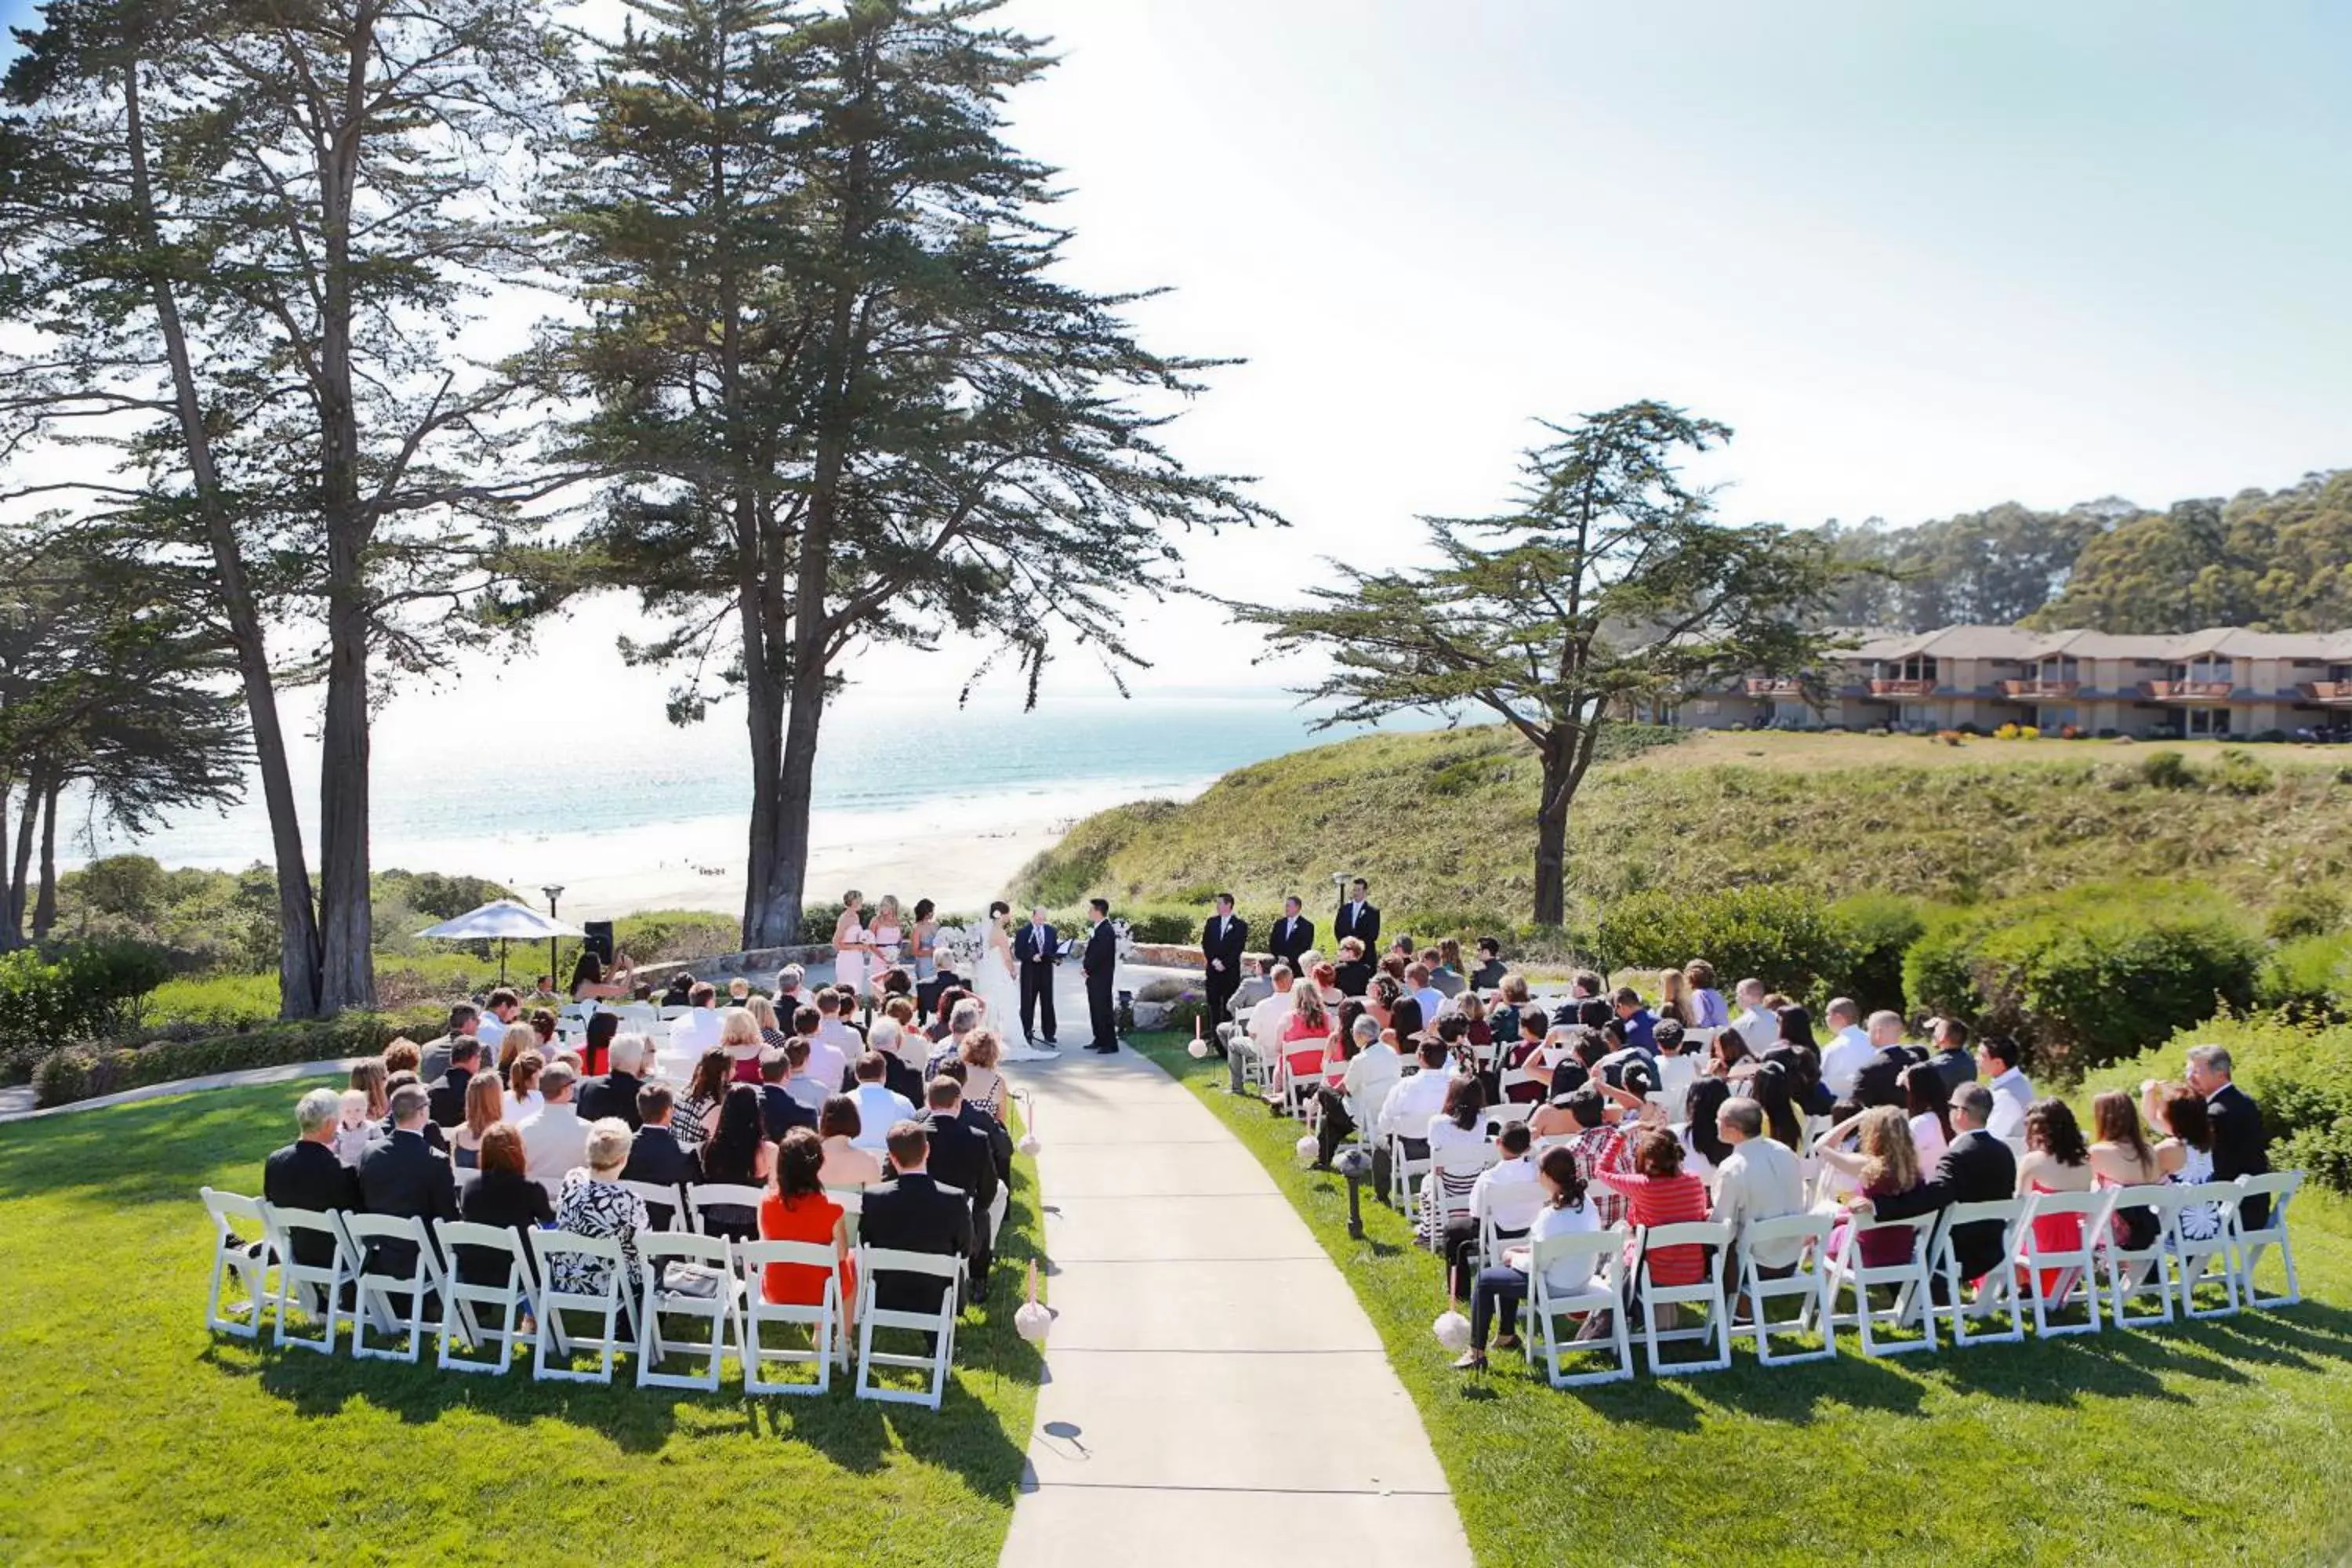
[999,1043,1473,1568]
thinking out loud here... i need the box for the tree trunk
[6,766,41,946]
[122,61,325,1018]
[32,776,60,939]
[750,658,828,946]
[317,586,376,1011]
[1532,744,1571,927]
[0,782,15,952]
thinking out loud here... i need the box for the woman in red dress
[759,1127,856,1319]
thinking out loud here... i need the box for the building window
[2037,706,2078,732]
[2170,657,2233,686]
[2039,657,2080,682]
[2187,706,2232,737]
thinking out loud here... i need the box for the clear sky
[7,0,2349,737]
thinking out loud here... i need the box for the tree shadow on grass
[0,1079,334,1207]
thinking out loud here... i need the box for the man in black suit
[1083,897,1120,1054]
[1334,878,1379,954]
[1925,1016,1977,1091]
[426,1037,480,1128]
[355,1084,459,1278]
[577,1035,646,1127]
[1012,905,1061,1048]
[1867,1083,2018,1294]
[1267,896,1314,972]
[263,1088,362,1268]
[916,1076,1001,1302]
[1200,892,1248,1039]
[862,1121,975,1312]
[758,1049,819,1141]
[621,1083,695,1227]
[2189,1044,2273,1228]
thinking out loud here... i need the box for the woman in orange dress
[759,1127,856,1318]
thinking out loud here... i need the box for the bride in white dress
[975,900,1051,1060]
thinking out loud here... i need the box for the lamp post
[542,884,564,999]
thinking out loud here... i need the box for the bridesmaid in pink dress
[831,892,873,996]
[2014,1097,2094,1299]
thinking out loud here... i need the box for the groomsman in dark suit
[2189,1044,2273,1228]
[1334,878,1380,953]
[1268,896,1314,972]
[1012,906,1061,1048]
[1200,893,1248,1039]
[1083,898,1120,1053]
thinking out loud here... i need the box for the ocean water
[82,691,1428,891]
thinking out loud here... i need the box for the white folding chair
[621,1179,686,1230]
[1730,1211,1838,1367]
[828,1187,866,1250]
[684,1181,766,1241]
[854,1246,962,1410]
[339,1213,448,1363]
[262,1203,359,1356]
[1479,1105,1530,1136]
[1526,1229,1632,1386]
[1426,1144,1495,1242]
[1475,1182,1547,1273]
[433,1219,535,1374]
[735,1240,844,1394]
[1811,1210,1939,1356]
[635,1231,741,1390]
[2013,1189,2114,1338]
[528,1230,639,1383]
[1632,1220,1734,1375]
[2169,1180,2245,1319]
[2098,1185,2177,1329]
[2234,1171,2303,1309]
[1927,1197,2029,1347]
[200,1187,275,1339]
[1387,1133,1434,1210]
[1497,1065,1544,1104]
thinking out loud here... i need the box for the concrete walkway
[999,1041,1472,1568]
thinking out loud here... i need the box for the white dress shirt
[1820,1025,1876,1102]
[1377,1068,1451,1139]
[850,1083,916,1149]
[518,1100,589,1196]
[805,1033,851,1094]
[477,1014,508,1052]
[1412,985,1446,1022]
[670,1007,723,1055]
[1343,1041,1403,1116]
[1248,986,1295,1056]
[1733,1007,1780,1051]
[1710,1134,1808,1268]
[1986,1069,2032,1141]
[1471,1156,1548,1236]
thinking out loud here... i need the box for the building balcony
[1743,677,1808,699]
[1867,678,1938,697]
[1999,679,2080,699]
[2303,682,2352,706]
[2143,681,2236,702]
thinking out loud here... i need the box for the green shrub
[1826,893,1932,1015]
[2266,887,2346,943]
[2079,1014,2352,1194]
[1905,883,2260,1073]
[31,1006,446,1108]
[2205,748,2273,797]
[1594,885,1850,1002]
[0,938,177,1082]
[2140,750,2194,789]
[2254,931,2352,1020]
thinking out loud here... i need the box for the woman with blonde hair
[1657,968,1696,1028]
[348,1058,390,1121]
[720,1005,764,1085]
[832,891,873,997]
[452,1072,505,1168]
[1819,1105,1926,1267]
[505,1051,546,1120]
[866,895,905,995]
[960,1028,1009,1120]
[746,993,789,1052]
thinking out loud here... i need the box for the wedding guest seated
[455,1123,554,1283]
[1243,964,1298,1095]
[1308,960,1343,1008]
[503,1051,546,1121]
[661,970,695,1007]
[1454,1145,1598,1370]
[1653,1019,1697,1105]
[1849,1011,1922,1111]
[1334,936,1374,997]
[1611,987,1657,1051]
[849,1051,916,1149]
[1815,1106,1927,1269]
[1588,1123,1713,1328]
[934,1058,1014,1185]
[669,982,724,1058]
[1927,1015,1976,1089]
[1406,962,1444,1022]
[866,1018,925,1104]
[1374,1037,1454,1200]
[694,1084,775,1239]
[263,1090,360,1265]
[959,1029,1010,1122]
[675,1047,730,1145]
[815,989,862,1069]
[550,1119,648,1299]
[1276,985,1334,1103]
[1704,1026,1752,1082]
[1977,1036,2034,1140]
[383,1040,423,1080]
[570,949,635,1001]
[381,1070,449,1153]
[2014,1098,2096,1298]
[1730,978,1779,1051]
[924,987,969,1045]
[1683,960,1730,1029]
[2140,1080,2227,1244]
[451,1073,505,1170]
[774,963,811,1015]
[759,1127,856,1317]
[1548,970,1606,1030]
[1708,1097,1806,1292]
[1419,1073,1491,1254]
[576,1033,647,1128]
[1428,942,1466,1000]
[517,1062,589,1197]
[759,1049,818,1140]
[1901,1062,1955,1163]
[775,1038,829,1116]
[1470,937,1507,992]
[818,1095,884,1187]
[1499,1007,1552,1104]
[356,1084,459,1276]
[1739,1060,1806,1151]
[620,1083,695,1225]
[577,1011,619,1078]
[1676,1075,1734,1191]
[859,1121,975,1313]
[1468,1120,1548,1258]
[1314,1014,1398,1167]
[716,1005,765,1087]
[1864,1083,2016,1291]
[1818,997,1875,1105]
[918,1076,1000,1302]
[426,1037,480,1128]
[2089,1090,2165,1250]
[928,1000,979,1075]
[1487,972,1530,1044]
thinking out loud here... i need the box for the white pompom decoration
[1432,1309,1473,1352]
[1294,1132,1319,1164]
[1014,1260,1052,1346]
[1187,1037,1210,1058]
[1018,1132,1041,1155]
[1017,1092,1041,1156]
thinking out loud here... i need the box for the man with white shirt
[1314,1014,1399,1167]
[517,1061,589,1196]
[476,988,520,1054]
[669,981,724,1056]
[1374,1037,1454,1201]
[1976,1036,2033,1140]
[815,989,862,1065]
[1731,978,1779,1051]
[1818,997,1877,1105]
[1711,1098,1808,1294]
[1406,963,1446,1024]
[781,1039,831,1115]
[1237,965,1296,1094]
[848,1051,916,1150]
[1468,1121,1547,1242]
[797,1002,850,1093]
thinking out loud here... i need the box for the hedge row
[0,939,177,1082]
[2082,1014,2352,1196]
[31,1006,445,1109]
[1590,886,1925,1016]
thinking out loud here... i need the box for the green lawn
[0,1080,1043,1566]
[1129,1033,2352,1567]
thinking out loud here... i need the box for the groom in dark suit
[1201,893,1248,1040]
[1012,906,1060,1048]
[1083,898,1120,1053]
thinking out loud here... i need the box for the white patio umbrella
[419,898,586,986]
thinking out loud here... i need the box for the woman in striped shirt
[1592,1122,1714,1288]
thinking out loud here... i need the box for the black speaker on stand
[584,920,616,966]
